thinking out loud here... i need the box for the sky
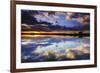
[33,11,90,27]
[21,10,90,30]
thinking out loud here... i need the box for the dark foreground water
[21,35,90,63]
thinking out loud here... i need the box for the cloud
[33,12,60,25]
[22,55,30,60]
[21,24,32,29]
[42,12,49,17]
[66,12,75,20]
[76,15,90,25]
[33,11,90,27]
[52,15,60,19]
[33,14,43,22]
[55,12,66,15]
[65,12,90,25]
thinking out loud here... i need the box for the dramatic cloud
[66,12,76,20]
[65,12,90,25]
[21,10,90,31]
[33,12,60,25]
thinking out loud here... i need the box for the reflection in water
[21,35,90,63]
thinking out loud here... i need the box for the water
[21,35,90,63]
